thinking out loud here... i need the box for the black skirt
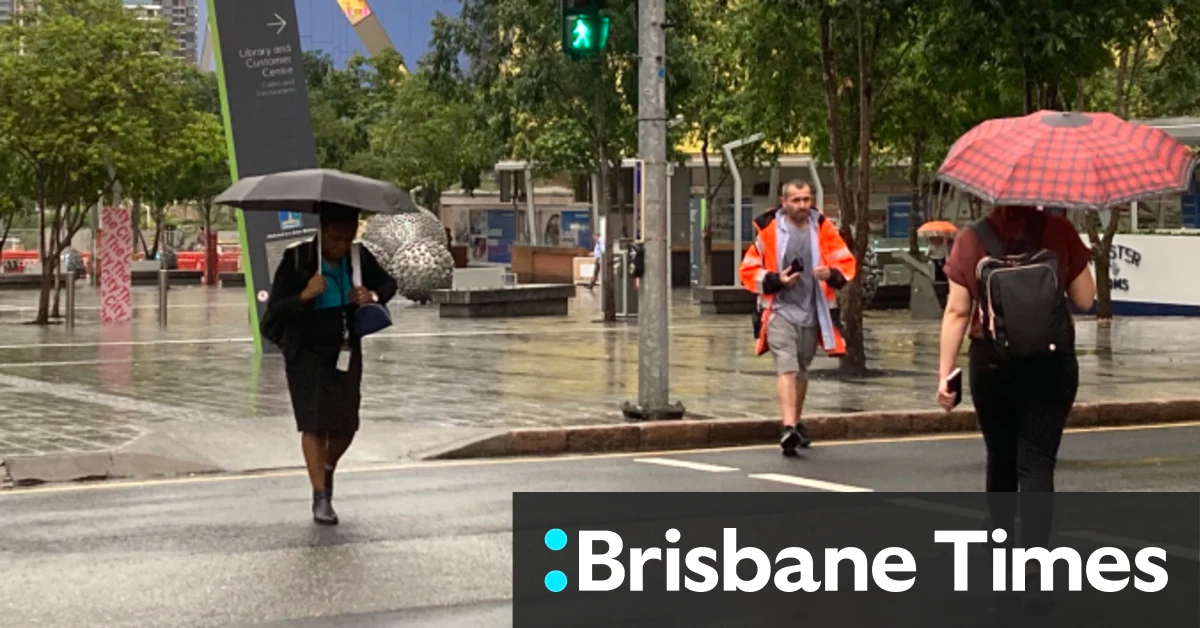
[283,307,364,435]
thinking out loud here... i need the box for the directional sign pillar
[208,0,321,354]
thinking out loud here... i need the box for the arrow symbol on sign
[267,13,287,35]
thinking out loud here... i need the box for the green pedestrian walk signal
[565,15,609,57]
[561,0,609,60]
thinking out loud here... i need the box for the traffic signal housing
[562,0,610,60]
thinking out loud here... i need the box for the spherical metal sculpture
[361,207,454,304]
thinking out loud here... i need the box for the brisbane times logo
[538,527,1169,594]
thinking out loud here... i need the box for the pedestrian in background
[740,180,857,456]
[588,233,604,290]
[263,204,397,525]
[936,205,1094,580]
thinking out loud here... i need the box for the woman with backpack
[937,205,1096,489]
[937,206,1095,555]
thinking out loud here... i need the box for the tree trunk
[1022,63,1034,114]
[1042,81,1062,110]
[34,198,50,325]
[52,251,62,318]
[701,137,713,286]
[50,204,67,319]
[1114,45,1130,118]
[839,0,873,376]
[818,5,869,375]
[202,202,218,286]
[150,206,164,260]
[0,212,12,260]
[818,10,853,224]
[1086,208,1122,322]
[908,133,924,256]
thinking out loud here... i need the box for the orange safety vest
[739,208,857,357]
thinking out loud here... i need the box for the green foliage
[0,0,188,201]
[304,49,407,173]
[366,73,492,204]
[0,0,191,322]
[426,0,695,177]
[302,46,489,209]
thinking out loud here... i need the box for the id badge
[336,312,351,372]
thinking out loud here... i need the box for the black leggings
[969,341,1079,546]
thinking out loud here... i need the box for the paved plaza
[0,284,1197,474]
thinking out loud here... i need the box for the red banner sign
[100,206,132,323]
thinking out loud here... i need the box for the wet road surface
[1,422,1198,627]
[1,285,1198,470]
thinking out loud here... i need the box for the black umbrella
[213,168,419,216]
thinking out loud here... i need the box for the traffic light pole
[623,0,684,420]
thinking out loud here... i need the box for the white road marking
[748,473,874,492]
[634,457,739,473]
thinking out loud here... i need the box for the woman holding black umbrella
[216,168,413,525]
[264,203,396,525]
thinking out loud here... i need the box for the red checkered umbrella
[936,110,1199,210]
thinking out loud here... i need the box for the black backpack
[971,212,1073,361]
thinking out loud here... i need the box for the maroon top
[944,207,1092,339]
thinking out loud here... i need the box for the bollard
[65,274,76,330]
[158,268,169,328]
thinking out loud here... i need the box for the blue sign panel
[560,210,592,249]
[486,209,516,264]
[278,211,303,230]
[887,196,913,239]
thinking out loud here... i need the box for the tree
[739,0,924,375]
[304,48,408,174]
[426,0,698,321]
[366,73,492,214]
[873,0,1022,254]
[905,0,1176,324]
[0,0,188,324]
[1145,2,1200,117]
[0,141,32,257]
[673,0,765,286]
[174,113,231,240]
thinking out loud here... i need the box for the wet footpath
[0,284,1196,478]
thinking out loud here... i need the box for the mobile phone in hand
[946,368,962,408]
[789,259,803,275]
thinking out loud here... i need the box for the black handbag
[351,243,392,337]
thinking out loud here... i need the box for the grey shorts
[766,315,818,376]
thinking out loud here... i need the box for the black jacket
[261,239,398,361]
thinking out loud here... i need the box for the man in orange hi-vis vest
[740,180,857,456]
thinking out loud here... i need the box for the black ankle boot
[312,490,338,525]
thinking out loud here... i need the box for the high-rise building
[124,0,198,66]
[0,0,14,26]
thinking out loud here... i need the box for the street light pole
[721,133,764,282]
[624,0,683,420]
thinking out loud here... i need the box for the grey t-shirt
[773,217,818,328]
